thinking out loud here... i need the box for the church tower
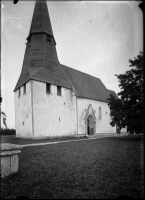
[14,0,76,138]
[14,0,121,139]
[14,0,70,91]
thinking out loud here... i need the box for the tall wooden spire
[27,0,55,42]
[14,0,70,91]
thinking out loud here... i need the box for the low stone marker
[1,143,22,178]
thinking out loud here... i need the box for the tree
[1,111,8,129]
[107,52,144,133]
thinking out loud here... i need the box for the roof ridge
[29,67,45,78]
[60,66,77,95]
[13,70,31,92]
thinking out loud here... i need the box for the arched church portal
[87,115,95,135]
[84,104,96,136]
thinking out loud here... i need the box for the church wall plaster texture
[15,80,127,138]
[32,80,77,138]
[15,81,33,138]
[77,98,117,134]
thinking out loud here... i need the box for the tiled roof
[14,61,117,102]
[31,65,71,89]
[61,64,117,102]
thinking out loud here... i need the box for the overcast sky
[1,1,143,129]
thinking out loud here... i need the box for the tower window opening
[27,38,30,44]
[25,38,31,48]
[23,83,26,94]
[46,36,51,43]
[27,37,31,45]
[18,88,21,98]
[46,83,51,94]
[57,86,61,96]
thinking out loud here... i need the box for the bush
[0,128,16,135]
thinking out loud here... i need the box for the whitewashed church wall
[14,81,33,138]
[32,81,77,138]
[77,98,117,134]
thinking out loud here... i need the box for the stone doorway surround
[84,104,96,136]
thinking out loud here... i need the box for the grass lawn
[1,136,144,199]
[1,134,143,146]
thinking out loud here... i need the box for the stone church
[14,0,126,139]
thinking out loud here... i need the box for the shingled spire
[14,0,70,91]
[27,0,55,43]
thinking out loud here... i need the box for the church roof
[14,0,117,102]
[61,64,117,101]
[14,61,117,102]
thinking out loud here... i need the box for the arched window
[99,106,102,120]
